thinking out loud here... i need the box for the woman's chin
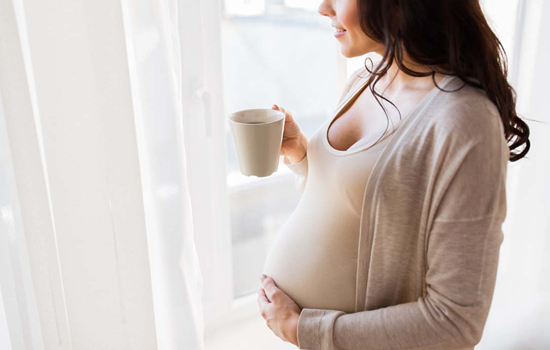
[339,46,351,58]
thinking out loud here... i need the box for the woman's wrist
[287,311,301,347]
[285,133,308,164]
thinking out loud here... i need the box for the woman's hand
[272,104,308,164]
[257,274,302,347]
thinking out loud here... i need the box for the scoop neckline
[323,74,455,156]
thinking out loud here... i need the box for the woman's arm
[284,151,309,195]
[296,118,509,349]
[298,217,504,349]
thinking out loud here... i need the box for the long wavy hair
[355,0,530,162]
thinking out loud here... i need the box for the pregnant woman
[258,0,530,349]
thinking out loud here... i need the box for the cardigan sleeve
[283,67,366,196]
[296,117,509,349]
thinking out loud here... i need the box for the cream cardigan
[283,68,509,350]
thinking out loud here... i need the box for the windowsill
[227,162,293,192]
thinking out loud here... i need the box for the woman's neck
[377,52,440,95]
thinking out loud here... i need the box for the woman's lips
[334,29,347,38]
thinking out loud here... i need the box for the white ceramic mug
[228,108,286,177]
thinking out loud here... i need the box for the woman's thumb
[272,104,292,120]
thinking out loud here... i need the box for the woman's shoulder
[404,81,509,177]
[428,77,504,144]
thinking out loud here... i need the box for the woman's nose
[317,0,332,17]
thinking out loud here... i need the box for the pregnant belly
[262,206,359,314]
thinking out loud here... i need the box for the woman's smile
[334,28,347,38]
[319,0,383,57]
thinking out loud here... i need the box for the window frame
[188,0,350,338]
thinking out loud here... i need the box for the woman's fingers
[258,286,270,306]
[272,104,294,122]
[258,286,271,322]
[273,104,302,143]
[261,275,283,304]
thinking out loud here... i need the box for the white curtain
[121,0,205,349]
[479,0,550,348]
[0,0,204,349]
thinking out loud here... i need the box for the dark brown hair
[356,0,530,162]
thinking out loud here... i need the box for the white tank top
[262,105,404,313]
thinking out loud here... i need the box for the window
[220,0,347,299]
